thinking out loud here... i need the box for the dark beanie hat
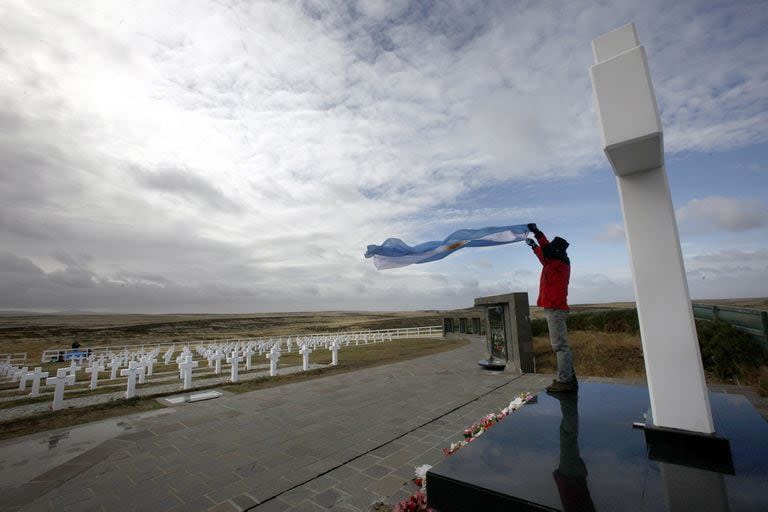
[550,236,569,251]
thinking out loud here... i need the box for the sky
[0,0,766,313]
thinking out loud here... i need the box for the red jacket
[533,232,570,310]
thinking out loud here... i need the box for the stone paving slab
[1,338,765,512]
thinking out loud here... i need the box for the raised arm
[526,223,547,264]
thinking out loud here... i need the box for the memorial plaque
[488,306,508,361]
[475,293,533,372]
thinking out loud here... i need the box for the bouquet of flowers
[394,392,534,510]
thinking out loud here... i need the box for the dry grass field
[0,311,445,363]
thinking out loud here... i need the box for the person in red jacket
[526,223,577,393]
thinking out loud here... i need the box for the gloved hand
[527,223,540,234]
[526,238,537,248]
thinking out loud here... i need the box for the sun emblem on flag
[445,241,468,251]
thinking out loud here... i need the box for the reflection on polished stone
[550,392,595,512]
[426,383,768,511]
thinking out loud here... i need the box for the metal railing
[40,325,444,363]
[692,303,768,347]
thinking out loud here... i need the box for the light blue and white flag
[365,225,530,270]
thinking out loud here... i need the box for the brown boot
[546,378,578,393]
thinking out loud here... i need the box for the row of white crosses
[4,331,370,412]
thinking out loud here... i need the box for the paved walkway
[0,363,325,421]
[1,340,764,512]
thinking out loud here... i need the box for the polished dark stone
[427,382,768,511]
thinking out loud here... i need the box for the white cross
[136,361,148,384]
[211,350,225,375]
[67,360,81,379]
[179,355,198,390]
[330,341,339,366]
[86,361,105,390]
[46,368,75,411]
[227,350,243,383]
[16,366,29,390]
[590,23,714,433]
[164,347,174,366]
[244,347,254,371]
[266,348,280,377]
[299,344,312,371]
[109,358,121,380]
[143,355,156,377]
[27,367,49,397]
[120,361,141,399]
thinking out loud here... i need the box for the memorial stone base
[427,382,768,512]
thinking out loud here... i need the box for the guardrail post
[712,305,720,321]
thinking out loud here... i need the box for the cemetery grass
[0,338,469,440]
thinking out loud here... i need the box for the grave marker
[211,350,225,375]
[330,341,339,366]
[46,368,75,411]
[86,361,105,390]
[120,361,141,399]
[27,367,49,397]
[17,366,29,390]
[299,344,312,371]
[266,347,280,377]
[227,350,243,383]
[179,355,198,390]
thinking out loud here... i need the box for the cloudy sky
[1,0,766,313]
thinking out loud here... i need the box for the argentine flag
[365,224,530,270]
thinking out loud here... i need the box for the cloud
[685,249,768,299]
[0,1,766,312]
[595,223,626,243]
[677,196,767,233]
[133,166,244,213]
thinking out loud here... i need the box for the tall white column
[590,23,714,434]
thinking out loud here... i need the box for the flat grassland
[2,297,766,363]
[0,311,444,363]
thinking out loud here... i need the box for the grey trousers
[545,308,575,382]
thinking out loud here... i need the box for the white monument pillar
[590,23,714,434]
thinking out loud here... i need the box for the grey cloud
[0,252,44,275]
[677,196,767,233]
[0,1,765,313]
[133,167,244,214]
[594,223,626,243]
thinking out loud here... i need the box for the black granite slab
[427,382,768,512]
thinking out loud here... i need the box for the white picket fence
[0,353,27,365]
[40,325,443,363]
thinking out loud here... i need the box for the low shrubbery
[531,309,639,336]
[696,319,766,381]
[532,309,767,389]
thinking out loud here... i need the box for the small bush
[531,318,548,337]
[695,319,766,380]
[758,367,768,397]
[531,309,639,335]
